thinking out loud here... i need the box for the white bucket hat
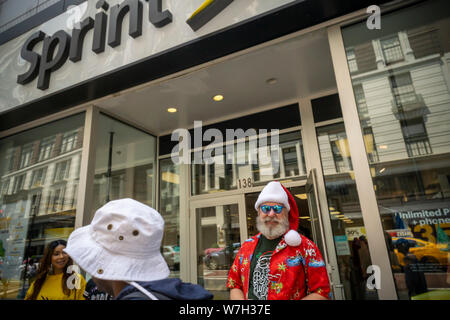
[64,198,170,282]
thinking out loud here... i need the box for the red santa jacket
[227,233,331,300]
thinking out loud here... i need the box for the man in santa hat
[227,181,330,300]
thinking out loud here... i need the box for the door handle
[326,264,336,273]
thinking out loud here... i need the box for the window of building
[30,167,47,188]
[346,48,358,73]
[389,73,432,157]
[319,129,353,174]
[390,73,416,107]
[47,186,66,213]
[381,35,404,65]
[316,123,377,300]
[408,27,443,59]
[61,130,79,154]
[53,159,71,183]
[159,158,180,276]
[38,136,55,162]
[71,183,78,209]
[191,130,306,196]
[19,143,33,169]
[0,113,84,300]
[400,117,432,157]
[343,0,450,300]
[1,178,10,196]
[3,147,15,173]
[354,84,369,119]
[91,114,156,223]
[282,146,300,177]
[29,192,42,216]
[363,127,379,163]
[12,173,26,193]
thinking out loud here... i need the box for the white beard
[256,215,289,239]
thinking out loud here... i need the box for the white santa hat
[255,181,302,247]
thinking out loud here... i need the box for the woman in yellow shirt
[25,240,86,300]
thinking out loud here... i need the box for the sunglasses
[260,205,284,214]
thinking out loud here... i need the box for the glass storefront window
[192,131,306,195]
[0,113,85,300]
[159,158,180,277]
[317,123,378,300]
[91,114,156,220]
[343,0,450,300]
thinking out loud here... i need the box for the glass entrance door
[306,168,343,299]
[190,196,246,300]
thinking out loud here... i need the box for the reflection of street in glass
[202,261,229,292]
[393,237,448,271]
[201,243,240,293]
[203,243,240,271]
[1,280,21,299]
[163,245,180,271]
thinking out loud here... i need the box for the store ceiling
[95,28,337,136]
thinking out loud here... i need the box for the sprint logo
[187,0,234,31]
[17,0,236,90]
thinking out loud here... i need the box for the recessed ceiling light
[167,108,177,113]
[213,95,224,102]
[379,168,386,173]
[266,78,277,85]
[379,145,388,149]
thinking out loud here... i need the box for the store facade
[0,0,449,300]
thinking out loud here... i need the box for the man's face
[256,202,289,239]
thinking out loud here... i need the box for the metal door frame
[298,98,345,300]
[306,169,328,262]
[305,168,340,297]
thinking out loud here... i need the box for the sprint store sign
[0,0,296,112]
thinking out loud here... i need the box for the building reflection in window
[343,0,450,300]
[92,114,156,220]
[191,131,306,195]
[317,123,378,300]
[159,158,180,277]
[0,113,85,300]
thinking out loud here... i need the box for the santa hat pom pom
[285,229,302,247]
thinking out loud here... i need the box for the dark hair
[28,240,74,300]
